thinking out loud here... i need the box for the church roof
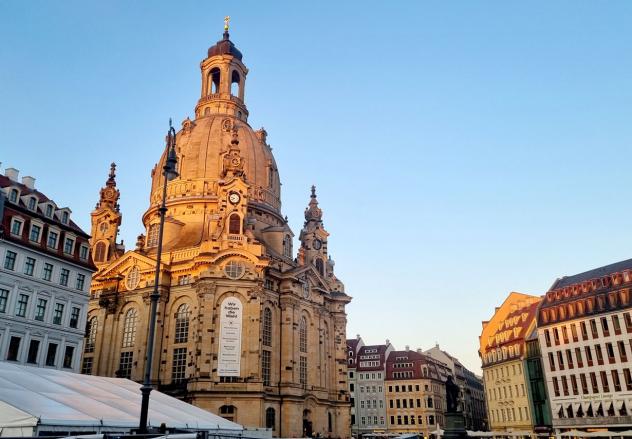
[208,32,243,60]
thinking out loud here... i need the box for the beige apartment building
[480,292,541,433]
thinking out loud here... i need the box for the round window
[126,266,140,290]
[224,261,245,280]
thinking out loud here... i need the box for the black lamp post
[139,121,179,433]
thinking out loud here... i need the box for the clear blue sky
[2,1,632,373]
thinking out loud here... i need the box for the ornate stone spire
[98,162,120,211]
[304,185,322,223]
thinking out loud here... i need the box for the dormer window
[61,211,69,224]
[10,218,23,236]
[45,205,53,218]
[47,230,59,249]
[8,189,18,203]
[28,197,37,211]
[64,237,75,255]
[79,245,89,260]
[29,224,42,242]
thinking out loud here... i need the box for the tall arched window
[209,67,221,94]
[299,316,307,353]
[266,407,276,430]
[231,70,241,97]
[262,308,272,347]
[85,316,98,353]
[94,242,106,262]
[174,304,190,344]
[315,258,324,276]
[228,214,241,235]
[122,308,138,348]
[147,224,159,247]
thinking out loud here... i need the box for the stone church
[83,28,352,438]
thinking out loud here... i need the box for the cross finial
[224,16,230,31]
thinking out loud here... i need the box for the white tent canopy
[0,362,243,437]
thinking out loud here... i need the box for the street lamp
[139,120,179,433]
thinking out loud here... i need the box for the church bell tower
[90,163,123,266]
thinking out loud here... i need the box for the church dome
[148,115,281,214]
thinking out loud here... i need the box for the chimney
[385,339,390,345]
[5,168,19,181]
[22,176,35,190]
[356,334,361,340]
[405,345,410,351]
[417,349,423,354]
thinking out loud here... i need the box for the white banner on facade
[218,297,243,377]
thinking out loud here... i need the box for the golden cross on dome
[224,16,230,31]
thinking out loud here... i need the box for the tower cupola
[195,18,248,121]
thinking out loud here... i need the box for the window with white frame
[28,197,37,211]
[10,218,23,236]
[9,188,19,203]
[45,204,53,218]
[29,224,42,242]
[174,304,190,344]
[63,237,75,255]
[172,347,187,382]
[85,316,98,353]
[61,211,69,224]
[0,288,9,313]
[47,230,59,248]
[122,308,138,347]
[79,245,89,260]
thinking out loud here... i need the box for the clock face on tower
[313,239,322,250]
[99,222,109,234]
[229,192,241,205]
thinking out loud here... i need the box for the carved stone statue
[446,375,461,413]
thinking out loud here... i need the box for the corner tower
[90,163,123,266]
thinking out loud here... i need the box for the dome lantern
[196,20,248,121]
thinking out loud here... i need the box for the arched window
[45,204,53,218]
[85,316,98,353]
[266,407,275,430]
[228,213,241,235]
[9,189,18,203]
[315,258,324,276]
[231,70,241,97]
[147,224,159,247]
[219,405,236,422]
[262,307,272,347]
[299,316,307,353]
[28,197,37,210]
[209,67,221,94]
[122,308,138,348]
[61,211,69,224]
[94,242,106,262]
[174,304,190,344]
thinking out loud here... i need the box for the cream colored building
[82,29,351,438]
[480,292,541,433]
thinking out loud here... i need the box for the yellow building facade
[82,29,351,438]
[479,292,541,433]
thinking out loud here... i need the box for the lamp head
[164,123,179,181]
